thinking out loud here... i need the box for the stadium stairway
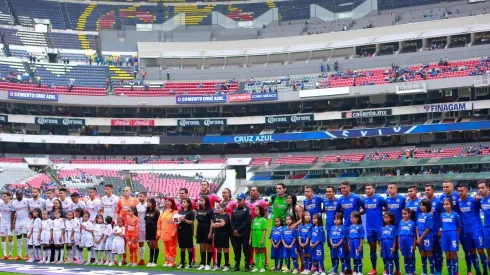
[76,4,95,31]
[60,3,71,30]
[5,0,18,25]
[109,65,133,81]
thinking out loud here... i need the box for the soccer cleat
[232,266,240,272]
[118,262,122,267]
[52,260,58,264]
[84,261,91,265]
[329,273,338,275]
[7,255,12,260]
[252,268,259,272]
[368,270,378,275]
[126,262,132,267]
[283,269,291,273]
[204,265,211,271]
[45,261,50,264]
[24,255,29,260]
[14,256,22,260]
[198,265,205,270]
[132,263,138,267]
[260,269,266,273]
[320,272,327,275]
[293,269,299,274]
[1,256,8,260]
[108,262,114,267]
[395,271,402,275]
[138,259,145,266]
[222,266,230,271]
[213,266,220,271]
[39,260,45,264]
[185,265,192,269]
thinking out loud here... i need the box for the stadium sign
[176,95,227,104]
[341,109,392,118]
[418,102,473,113]
[177,119,227,127]
[111,119,155,126]
[265,114,314,125]
[35,117,85,127]
[0,115,7,123]
[228,92,278,102]
[8,91,58,102]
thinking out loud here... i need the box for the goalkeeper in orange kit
[125,206,140,267]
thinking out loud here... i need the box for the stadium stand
[32,63,108,88]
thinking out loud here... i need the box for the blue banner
[176,95,227,104]
[202,121,490,144]
[8,91,58,102]
[251,92,278,101]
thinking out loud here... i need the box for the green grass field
[2,221,475,275]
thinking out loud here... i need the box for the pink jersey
[247,197,268,219]
[176,199,197,211]
[195,193,222,210]
[222,200,237,217]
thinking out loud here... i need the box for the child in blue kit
[416,199,434,275]
[398,208,416,275]
[330,213,345,275]
[270,217,284,272]
[348,211,364,275]
[380,212,397,275]
[309,213,325,275]
[282,216,298,273]
[298,212,312,274]
[440,198,461,275]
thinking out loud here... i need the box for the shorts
[441,231,459,252]
[139,230,145,243]
[349,239,363,260]
[484,228,490,249]
[32,232,40,246]
[74,233,81,246]
[381,239,395,259]
[112,238,125,255]
[214,233,230,249]
[41,231,51,245]
[64,231,72,244]
[15,223,27,235]
[81,234,94,248]
[284,245,298,259]
[53,231,63,245]
[417,234,432,251]
[399,236,415,257]
[464,229,484,250]
[0,225,12,237]
[331,239,344,259]
[105,237,113,251]
[271,244,284,259]
[196,224,212,245]
[95,239,105,251]
[300,243,312,255]
[27,233,33,246]
[367,230,380,243]
[311,245,324,261]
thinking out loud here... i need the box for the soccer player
[0,192,13,259]
[136,192,147,266]
[116,186,138,265]
[45,189,56,212]
[59,188,73,213]
[386,183,406,275]
[457,184,488,275]
[247,187,269,268]
[441,181,463,275]
[336,181,364,274]
[478,180,490,271]
[85,188,101,223]
[406,186,421,218]
[303,186,323,217]
[323,186,338,273]
[29,188,46,212]
[71,193,86,210]
[270,183,288,222]
[362,183,387,275]
[12,189,29,260]
[425,184,444,273]
[221,188,236,217]
[195,181,221,210]
[101,184,119,220]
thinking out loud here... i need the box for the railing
[474,75,490,87]
[395,81,427,94]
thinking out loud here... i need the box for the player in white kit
[64,211,75,263]
[137,192,147,265]
[86,188,101,223]
[81,211,95,265]
[101,184,119,220]
[59,188,73,212]
[104,216,114,265]
[25,210,34,262]
[12,189,29,260]
[111,217,126,266]
[29,188,46,212]
[0,192,13,259]
[45,190,56,212]
[30,208,42,262]
[71,193,86,210]
[52,210,65,263]
[72,208,84,264]
[93,214,106,264]
[40,210,53,263]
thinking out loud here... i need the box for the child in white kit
[104,216,114,265]
[72,208,83,264]
[81,211,94,265]
[31,208,42,262]
[93,214,106,265]
[111,217,125,267]
[25,211,34,263]
[64,211,74,263]
[39,210,53,264]
[52,210,65,263]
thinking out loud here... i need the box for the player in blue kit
[309,213,326,275]
[336,182,364,274]
[348,211,364,275]
[298,212,313,275]
[399,208,416,275]
[406,186,421,219]
[417,198,434,275]
[386,183,406,275]
[361,184,387,275]
[282,215,299,273]
[330,213,345,275]
[380,212,397,275]
[270,217,284,272]
[304,186,323,218]
[324,186,339,273]
[457,184,488,275]
[478,180,490,268]
[440,198,461,275]
[425,184,444,275]
[441,181,464,275]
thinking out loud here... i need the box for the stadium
[0,0,489,274]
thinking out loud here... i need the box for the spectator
[167,70,170,80]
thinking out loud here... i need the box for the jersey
[298,223,313,244]
[270,226,283,244]
[60,198,73,212]
[85,198,102,222]
[0,200,13,227]
[45,198,55,212]
[116,197,138,224]
[223,200,237,217]
[406,197,421,219]
[29,198,46,212]
[457,196,483,232]
[136,202,147,231]
[481,195,490,228]
[337,193,363,227]
[386,194,406,225]
[81,221,94,238]
[441,211,461,232]
[303,196,324,217]
[12,198,29,226]
[323,197,338,232]
[363,194,387,231]
[195,193,222,210]
[271,195,288,222]
[113,225,125,241]
[398,220,416,237]
[41,219,53,232]
[248,197,268,220]
[330,225,345,240]
[32,218,42,234]
[380,225,397,241]
[94,223,105,240]
[52,218,64,233]
[282,226,298,246]
[440,191,460,214]
[348,224,364,239]
[64,219,74,236]
[309,225,325,245]
[429,197,443,232]
[73,217,82,235]
[417,212,433,238]
[125,215,139,238]
[101,195,119,219]
[72,201,86,211]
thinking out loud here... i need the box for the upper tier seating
[57,168,134,195]
[320,153,365,163]
[10,0,66,29]
[0,157,24,163]
[49,32,97,50]
[249,157,273,166]
[275,155,318,164]
[0,167,39,190]
[0,0,13,25]
[147,158,227,164]
[33,63,108,88]
[114,81,239,97]
[70,159,136,164]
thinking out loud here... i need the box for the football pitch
[2,220,472,275]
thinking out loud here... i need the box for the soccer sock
[66,247,72,261]
[9,241,13,255]
[465,252,472,274]
[36,246,41,260]
[78,248,83,261]
[428,256,435,275]
[292,258,298,270]
[472,254,482,273]
[422,256,428,275]
[447,258,452,275]
[305,257,310,270]
[224,252,229,266]
[480,252,488,274]
[192,247,196,263]
[435,251,443,273]
[394,252,400,271]
[188,250,193,266]
[261,253,266,270]
[54,248,59,262]
[139,246,145,262]
[207,251,212,266]
[254,252,259,269]
[275,259,279,270]
[217,251,222,268]
[454,258,459,275]
[320,258,325,273]
[46,248,51,262]
[410,257,415,274]
[200,251,205,266]
[2,241,6,256]
[332,258,338,272]
[286,258,290,270]
[345,255,352,271]
[179,250,184,265]
[155,248,160,264]
[371,250,377,271]
[341,257,347,272]
[404,257,409,274]
[17,239,23,257]
[315,261,320,273]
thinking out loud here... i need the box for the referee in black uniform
[231,193,251,272]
